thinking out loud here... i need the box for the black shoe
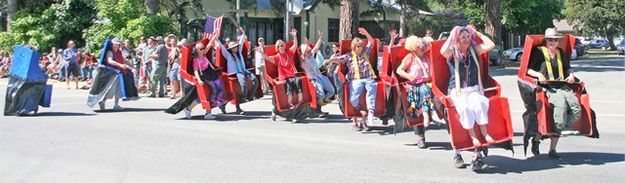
[148,95,156,98]
[531,140,540,156]
[417,139,427,149]
[481,147,489,157]
[454,155,465,169]
[382,119,388,126]
[471,157,487,172]
[548,150,560,159]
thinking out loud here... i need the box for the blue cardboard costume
[4,45,53,116]
[87,39,139,109]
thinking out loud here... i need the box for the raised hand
[318,30,324,39]
[290,28,298,37]
[358,28,369,36]
[389,30,398,39]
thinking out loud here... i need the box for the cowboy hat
[544,28,563,39]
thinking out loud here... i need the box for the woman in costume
[87,38,139,111]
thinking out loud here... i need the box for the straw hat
[544,28,562,39]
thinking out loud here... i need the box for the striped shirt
[337,44,374,80]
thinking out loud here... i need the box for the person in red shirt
[264,28,305,122]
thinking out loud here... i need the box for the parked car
[571,49,578,60]
[488,45,503,66]
[503,47,523,61]
[588,38,610,50]
[618,40,625,55]
[577,37,593,46]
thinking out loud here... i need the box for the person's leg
[349,79,366,110]
[65,64,70,88]
[546,88,567,134]
[563,89,582,129]
[320,76,335,102]
[363,79,377,124]
[549,136,560,159]
[150,68,158,97]
[247,73,258,99]
[312,78,325,103]
[415,125,427,148]
[158,67,166,97]
[295,77,303,106]
[236,73,247,100]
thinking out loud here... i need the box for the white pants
[450,85,489,130]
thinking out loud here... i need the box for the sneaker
[471,157,487,172]
[561,130,581,136]
[361,121,370,132]
[204,113,216,120]
[98,102,105,111]
[548,150,560,159]
[352,123,363,132]
[113,105,123,111]
[183,108,192,119]
[292,119,302,123]
[367,113,375,126]
[417,138,427,149]
[271,112,277,121]
[454,155,465,169]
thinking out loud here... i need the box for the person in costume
[324,28,378,131]
[526,28,581,159]
[4,44,52,116]
[87,38,139,111]
[263,28,306,122]
[215,27,259,115]
[300,31,335,118]
[440,25,495,170]
[396,35,433,149]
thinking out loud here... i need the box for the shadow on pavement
[478,152,625,174]
[34,112,96,117]
[95,108,167,113]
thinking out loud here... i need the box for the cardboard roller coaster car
[429,39,514,151]
[96,39,139,101]
[3,45,52,116]
[263,41,318,112]
[336,39,390,119]
[382,45,430,128]
[214,40,263,105]
[517,34,599,154]
[178,38,226,109]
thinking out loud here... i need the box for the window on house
[328,18,339,42]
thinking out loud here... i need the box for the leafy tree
[566,0,625,50]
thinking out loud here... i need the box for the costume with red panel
[429,39,514,152]
[336,39,395,123]
[517,35,599,156]
[165,37,227,114]
[263,41,317,120]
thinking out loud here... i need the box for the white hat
[544,28,562,39]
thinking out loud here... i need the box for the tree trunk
[605,30,616,51]
[485,0,501,44]
[145,0,161,15]
[6,0,19,32]
[339,0,358,40]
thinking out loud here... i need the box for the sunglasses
[546,38,561,42]
[198,47,205,51]
[278,45,284,47]
[460,34,471,40]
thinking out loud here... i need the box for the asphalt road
[1,55,624,183]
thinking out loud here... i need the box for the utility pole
[285,0,291,41]
[236,0,241,23]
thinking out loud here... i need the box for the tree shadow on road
[477,152,625,174]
